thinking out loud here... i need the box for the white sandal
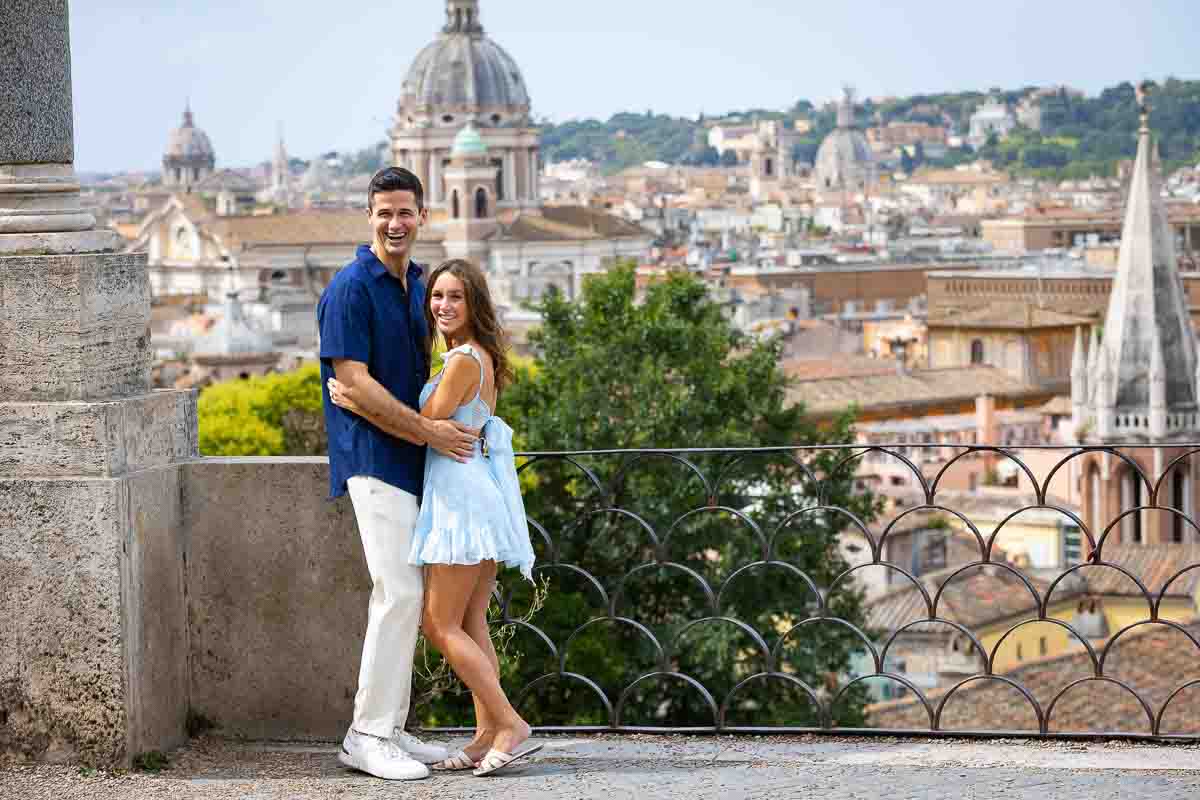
[473,743,544,776]
[432,750,477,771]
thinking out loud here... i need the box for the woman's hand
[327,377,363,415]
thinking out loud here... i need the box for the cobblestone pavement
[3,734,1199,800]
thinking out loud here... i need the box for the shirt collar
[358,245,422,285]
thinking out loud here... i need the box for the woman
[328,258,539,777]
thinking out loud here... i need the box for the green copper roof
[451,124,488,158]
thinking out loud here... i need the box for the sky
[69,0,1198,173]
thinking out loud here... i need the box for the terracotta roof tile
[496,206,650,243]
[788,366,1042,417]
[927,304,1093,329]
[868,620,1200,734]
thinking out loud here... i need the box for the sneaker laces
[361,731,406,760]
[392,730,422,748]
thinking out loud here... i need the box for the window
[1062,523,1083,565]
[451,190,460,220]
[475,187,488,218]
[1121,470,1143,544]
[493,158,505,200]
[1039,637,1048,657]
[970,339,985,364]
[1172,467,1191,543]
[1016,643,1023,661]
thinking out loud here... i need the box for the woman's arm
[326,359,479,461]
[421,355,479,420]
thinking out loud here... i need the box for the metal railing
[419,444,1200,741]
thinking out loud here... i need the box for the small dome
[398,1,530,128]
[194,293,276,359]
[165,107,215,163]
[815,88,874,192]
[452,124,488,158]
[815,130,874,190]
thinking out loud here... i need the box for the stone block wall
[181,458,368,741]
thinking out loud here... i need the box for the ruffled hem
[410,527,535,582]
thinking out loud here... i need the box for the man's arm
[332,360,477,461]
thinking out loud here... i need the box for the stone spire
[1084,82,1199,441]
[271,124,290,204]
[837,86,857,129]
[444,0,483,33]
[1071,325,1088,432]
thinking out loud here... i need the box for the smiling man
[317,167,478,781]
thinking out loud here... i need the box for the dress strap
[443,344,486,405]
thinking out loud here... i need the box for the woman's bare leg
[463,563,501,760]
[423,562,530,756]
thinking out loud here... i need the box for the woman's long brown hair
[424,258,514,395]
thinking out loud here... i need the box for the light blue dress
[411,344,535,581]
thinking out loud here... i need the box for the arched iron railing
[418,444,1200,741]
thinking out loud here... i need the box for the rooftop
[927,304,1094,329]
[787,365,1044,417]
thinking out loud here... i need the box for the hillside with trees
[536,78,1200,178]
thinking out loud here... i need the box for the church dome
[398,1,531,129]
[165,106,215,164]
[815,88,874,192]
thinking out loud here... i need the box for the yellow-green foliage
[197,349,537,458]
[197,364,323,456]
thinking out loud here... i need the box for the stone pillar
[0,0,197,768]
[504,150,516,204]
[528,148,538,203]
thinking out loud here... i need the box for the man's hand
[327,378,362,415]
[428,419,480,463]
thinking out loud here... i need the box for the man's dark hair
[367,167,424,211]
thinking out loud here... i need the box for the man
[318,167,478,781]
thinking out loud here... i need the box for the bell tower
[1074,83,1200,548]
[444,123,498,265]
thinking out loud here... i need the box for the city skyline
[71,0,1198,173]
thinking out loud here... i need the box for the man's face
[368,190,426,263]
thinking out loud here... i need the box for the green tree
[197,364,325,456]
[421,264,880,730]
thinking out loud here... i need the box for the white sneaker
[391,728,452,765]
[339,729,430,781]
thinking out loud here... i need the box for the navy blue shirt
[318,245,430,498]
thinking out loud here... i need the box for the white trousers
[347,476,424,738]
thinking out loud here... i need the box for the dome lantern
[444,0,483,34]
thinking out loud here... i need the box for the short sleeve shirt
[318,245,430,498]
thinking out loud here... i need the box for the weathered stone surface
[0,1,74,164]
[0,252,152,401]
[182,458,367,740]
[0,390,197,478]
[0,466,190,767]
[0,229,120,257]
[0,163,96,235]
[122,467,189,759]
[0,478,128,765]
